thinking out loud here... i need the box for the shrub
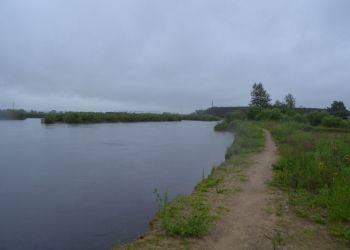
[327,101,348,119]
[292,113,308,123]
[307,111,328,126]
[225,111,246,121]
[285,108,297,117]
[247,106,262,120]
[321,115,346,128]
[214,120,230,131]
[256,108,282,120]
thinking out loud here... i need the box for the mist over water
[0,119,233,250]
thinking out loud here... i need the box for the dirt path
[193,130,278,250]
[118,129,346,250]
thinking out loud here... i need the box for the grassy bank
[265,121,350,244]
[215,106,350,244]
[114,121,264,249]
[42,112,219,124]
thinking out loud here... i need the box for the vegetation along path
[117,121,348,249]
[194,130,278,249]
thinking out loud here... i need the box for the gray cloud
[0,0,349,112]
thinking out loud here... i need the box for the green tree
[328,101,348,119]
[284,93,296,109]
[274,100,285,109]
[250,83,271,108]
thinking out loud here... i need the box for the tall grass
[225,121,264,159]
[268,121,350,242]
[154,189,213,238]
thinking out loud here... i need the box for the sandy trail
[194,130,278,250]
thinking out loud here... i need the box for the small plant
[158,195,213,237]
[153,188,169,212]
[196,176,222,192]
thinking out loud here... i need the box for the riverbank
[113,121,265,249]
[114,120,349,249]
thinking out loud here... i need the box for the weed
[267,121,350,243]
[158,195,213,237]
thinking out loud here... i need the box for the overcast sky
[0,0,349,113]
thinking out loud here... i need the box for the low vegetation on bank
[114,120,264,249]
[214,83,350,244]
[268,122,350,243]
[42,112,219,124]
[155,121,264,238]
[0,109,219,123]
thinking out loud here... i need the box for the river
[0,119,233,250]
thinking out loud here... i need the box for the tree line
[42,112,219,124]
[250,82,348,119]
[215,82,349,130]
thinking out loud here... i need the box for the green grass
[155,190,213,237]
[266,121,350,243]
[115,120,265,248]
[155,120,264,237]
[224,121,265,159]
[195,175,222,192]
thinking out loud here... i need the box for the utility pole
[12,101,15,111]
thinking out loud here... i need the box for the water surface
[0,119,233,250]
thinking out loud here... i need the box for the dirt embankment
[117,130,347,250]
[193,130,278,249]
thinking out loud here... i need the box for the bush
[256,108,282,120]
[321,115,346,128]
[214,120,230,131]
[292,113,308,123]
[225,111,246,121]
[247,106,262,120]
[307,111,328,126]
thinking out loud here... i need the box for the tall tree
[274,100,285,109]
[328,101,348,119]
[250,83,271,108]
[284,93,296,109]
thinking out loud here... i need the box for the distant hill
[205,107,249,117]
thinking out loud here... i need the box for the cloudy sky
[0,0,349,113]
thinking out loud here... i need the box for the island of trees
[0,109,219,123]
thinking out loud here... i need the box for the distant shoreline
[41,111,220,124]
